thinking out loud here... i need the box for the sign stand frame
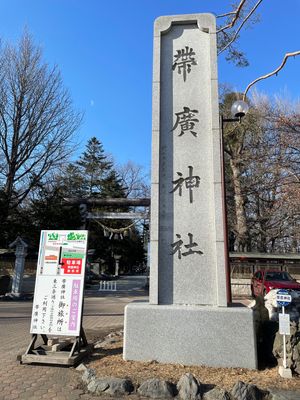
[19,324,92,366]
[20,287,91,366]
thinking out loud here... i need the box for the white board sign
[279,313,291,335]
[30,230,88,336]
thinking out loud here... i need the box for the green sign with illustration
[47,232,86,241]
[67,232,86,241]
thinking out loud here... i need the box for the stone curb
[80,369,286,400]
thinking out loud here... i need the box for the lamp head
[231,100,249,118]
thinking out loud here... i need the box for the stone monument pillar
[113,254,121,277]
[124,14,257,369]
[9,236,28,297]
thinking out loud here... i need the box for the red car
[251,270,300,297]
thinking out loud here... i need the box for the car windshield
[265,271,293,281]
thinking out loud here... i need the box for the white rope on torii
[93,218,142,240]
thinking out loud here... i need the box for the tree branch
[243,51,300,99]
[217,11,238,19]
[217,0,247,33]
[218,0,263,55]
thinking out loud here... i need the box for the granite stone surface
[124,13,257,369]
[124,302,258,369]
[150,14,227,306]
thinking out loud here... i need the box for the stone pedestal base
[124,302,257,369]
[9,292,22,297]
[278,366,292,378]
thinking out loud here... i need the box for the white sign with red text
[30,230,88,336]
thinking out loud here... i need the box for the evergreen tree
[76,137,112,196]
[58,164,86,197]
[28,181,82,241]
[101,169,126,199]
[8,136,146,271]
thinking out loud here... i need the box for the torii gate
[64,197,150,225]
[64,197,151,273]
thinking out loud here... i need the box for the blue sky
[0,0,299,172]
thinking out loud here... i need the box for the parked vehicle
[251,270,300,297]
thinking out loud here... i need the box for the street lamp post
[220,100,249,304]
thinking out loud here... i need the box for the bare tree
[0,32,82,223]
[224,90,300,252]
[217,1,300,87]
[216,2,300,253]
[221,91,264,251]
[117,161,150,199]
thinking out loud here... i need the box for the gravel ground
[85,332,300,394]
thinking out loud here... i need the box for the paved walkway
[1,278,299,400]
[0,318,89,400]
[0,277,148,400]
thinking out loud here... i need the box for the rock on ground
[87,377,133,396]
[81,368,96,384]
[268,389,300,400]
[177,373,201,400]
[76,363,88,372]
[231,381,269,400]
[94,330,124,349]
[203,387,231,400]
[138,378,175,399]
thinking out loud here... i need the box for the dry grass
[86,336,300,393]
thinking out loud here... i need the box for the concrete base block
[124,302,257,369]
[8,292,22,297]
[278,366,292,378]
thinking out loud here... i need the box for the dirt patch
[85,334,300,393]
